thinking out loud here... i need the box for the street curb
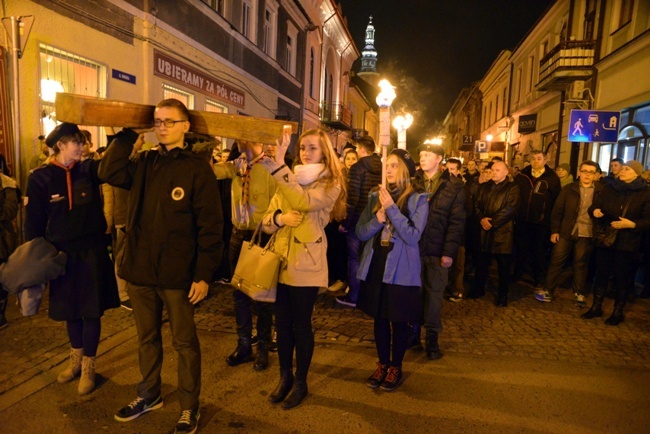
[0,325,137,412]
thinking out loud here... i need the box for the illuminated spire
[360,16,377,73]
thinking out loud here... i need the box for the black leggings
[274,283,319,383]
[66,318,101,357]
[374,319,410,368]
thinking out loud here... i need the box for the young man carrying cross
[99,98,223,434]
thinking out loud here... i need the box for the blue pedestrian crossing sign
[568,110,621,143]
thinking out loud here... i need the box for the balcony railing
[320,102,352,131]
[536,40,596,91]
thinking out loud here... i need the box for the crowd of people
[1,97,649,434]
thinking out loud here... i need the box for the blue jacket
[356,191,429,287]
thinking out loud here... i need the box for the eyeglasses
[153,119,187,128]
[579,170,597,175]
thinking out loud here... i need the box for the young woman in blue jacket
[356,149,429,391]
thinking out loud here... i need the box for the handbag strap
[620,193,636,218]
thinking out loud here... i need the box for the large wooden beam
[54,93,298,144]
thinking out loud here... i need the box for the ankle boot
[269,369,294,403]
[406,324,422,350]
[226,337,254,366]
[254,343,269,371]
[0,297,8,330]
[605,303,625,326]
[78,356,96,395]
[58,348,83,383]
[581,295,604,319]
[425,330,443,360]
[282,381,308,410]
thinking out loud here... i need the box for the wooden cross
[54,93,299,144]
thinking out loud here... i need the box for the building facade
[446,0,650,174]
[3,0,362,184]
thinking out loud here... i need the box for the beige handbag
[231,224,284,302]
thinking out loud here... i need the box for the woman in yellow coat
[259,129,346,409]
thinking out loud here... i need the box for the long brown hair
[294,129,347,221]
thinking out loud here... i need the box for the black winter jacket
[99,129,224,289]
[514,164,561,226]
[342,154,382,231]
[475,180,520,254]
[550,181,602,239]
[413,170,466,258]
[589,176,650,253]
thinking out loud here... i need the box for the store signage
[475,140,487,153]
[568,110,620,143]
[154,50,245,108]
[518,114,537,134]
[112,69,136,84]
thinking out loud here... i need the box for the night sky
[337,0,555,145]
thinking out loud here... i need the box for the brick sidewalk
[2,279,649,404]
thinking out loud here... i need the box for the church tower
[358,16,379,85]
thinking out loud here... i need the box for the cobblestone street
[2,278,649,410]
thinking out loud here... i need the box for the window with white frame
[242,0,257,42]
[527,55,535,93]
[285,23,298,76]
[201,0,226,15]
[39,44,107,145]
[162,83,195,109]
[263,3,278,58]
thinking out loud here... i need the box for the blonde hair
[294,129,347,221]
[373,154,414,214]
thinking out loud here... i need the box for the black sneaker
[114,395,163,422]
[380,366,403,392]
[175,407,200,434]
[120,299,133,311]
[365,361,388,389]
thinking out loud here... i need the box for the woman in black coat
[24,123,118,394]
[583,160,650,325]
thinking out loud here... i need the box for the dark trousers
[544,236,594,296]
[421,256,448,333]
[229,227,273,343]
[474,252,512,297]
[346,232,362,302]
[514,221,550,286]
[274,283,319,383]
[127,284,201,411]
[592,248,638,307]
[374,319,410,368]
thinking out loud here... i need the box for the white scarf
[294,163,326,186]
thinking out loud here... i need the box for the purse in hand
[592,194,635,248]
[231,223,284,302]
[592,223,618,247]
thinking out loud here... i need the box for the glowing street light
[424,137,443,146]
[393,113,413,150]
[376,79,396,188]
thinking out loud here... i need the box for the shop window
[205,99,228,149]
[39,44,107,147]
[162,83,194,109]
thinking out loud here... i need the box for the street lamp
[393,113,413,150]
[376,79,396,188]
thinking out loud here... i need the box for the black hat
[390,149,417,177]
[416,143,444,156]
[45,123,81,148]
